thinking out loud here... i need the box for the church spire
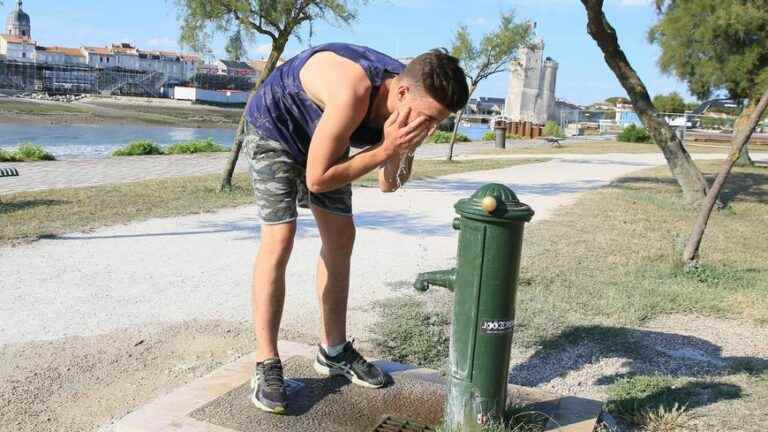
[17,1,23,9]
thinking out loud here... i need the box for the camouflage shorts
[244,129,352,224]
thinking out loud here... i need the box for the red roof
[1,34,34,44]
[37,46,85,57]
[82,46,112,55]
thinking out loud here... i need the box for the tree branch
[230,7,277,41]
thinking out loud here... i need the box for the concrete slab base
[115,340,602,432]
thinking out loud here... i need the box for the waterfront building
[214,60,258,81]
[504,40,559,125]
[0,1,201,95]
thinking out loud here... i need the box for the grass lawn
[373,161,768,431]
[512,161,768,344]
[477,139,768,155]
[0,158,547,246]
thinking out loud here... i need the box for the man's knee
[325,222,355,257]
[258,222,296,267]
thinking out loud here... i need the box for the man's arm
[302,54,429,194]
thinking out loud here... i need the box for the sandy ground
[1,152,766,431]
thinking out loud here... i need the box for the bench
[1,167,19,203]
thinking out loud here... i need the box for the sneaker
[250,358,287,414]
[313,341,387,388]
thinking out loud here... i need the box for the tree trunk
[683,88,768,264]
[447,85,475,162]
[581,0,708,205]
[219,36,288,192]
[733,100,757,167]
[447,110,464,161]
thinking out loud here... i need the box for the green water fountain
[414,183,534,431]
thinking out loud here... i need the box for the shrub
[618,124,652,143]
[15,143,56,161]
[165,138,227,154]
[0,144,55,161]
[427,130,471,144]
[113,140,164,156]
[543,121,565,138]
[0,148,20,162]
[482,131,496,141]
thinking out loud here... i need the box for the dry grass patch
[0,158,546,246]
[511,161,768,347]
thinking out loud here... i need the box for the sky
[8,0,694,106]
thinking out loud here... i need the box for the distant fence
[0,59,167,97]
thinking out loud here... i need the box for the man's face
[396,84,454,135]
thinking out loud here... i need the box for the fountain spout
[413,268,456,292]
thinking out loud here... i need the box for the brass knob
[481,196,497,213]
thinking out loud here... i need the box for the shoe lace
[262,362,285,390]
[345,341,374,373]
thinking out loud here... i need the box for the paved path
[0,142,494,194]
[1,153,765,346]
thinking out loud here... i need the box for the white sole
[312,358,384,389]
[249,377,286,414]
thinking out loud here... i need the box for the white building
[82,43,200,83]
[504,40,559,124]
[35,46,87,65]
[1,2,200,84]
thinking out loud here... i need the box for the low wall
[173,87,249,105]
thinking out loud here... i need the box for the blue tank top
[245,43,405,165]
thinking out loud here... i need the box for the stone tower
[5,0,31,39]
[504,40,558,124]
[538,57,559,123]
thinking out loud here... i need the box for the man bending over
[244,42,469,413]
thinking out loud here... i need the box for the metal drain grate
[371,415,436,432]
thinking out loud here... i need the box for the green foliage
[653,92,687,113]
[606,375,691,423]
[112,140,164,156]
[165,138,227,154]
[543,121,565,138]
[176,0,360,70]
[451,13,534,92]
[428,131,470,144]
[650,0,768,100]
[371,297,450,369]
[699,116,732,130]
[16,144,56,161]
[224,29,248,62]
[0,144,56,161]
[0,149,20,162]
[482,131,525,141]
[113,139,228,156]
[618,124,652,143]
[605,96,630,105]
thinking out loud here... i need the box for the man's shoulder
[300,52,372,104]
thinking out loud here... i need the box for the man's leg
[310,205,355,347]
[310,204,387,388]
[252,221,296,362]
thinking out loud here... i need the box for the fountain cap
[454,183,534,223]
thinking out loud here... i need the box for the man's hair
[400,49,469,112]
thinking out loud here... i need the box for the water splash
[394,151,416,190]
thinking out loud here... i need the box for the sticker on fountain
[480,319,515,335]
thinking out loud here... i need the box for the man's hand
[381,107,431,158]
